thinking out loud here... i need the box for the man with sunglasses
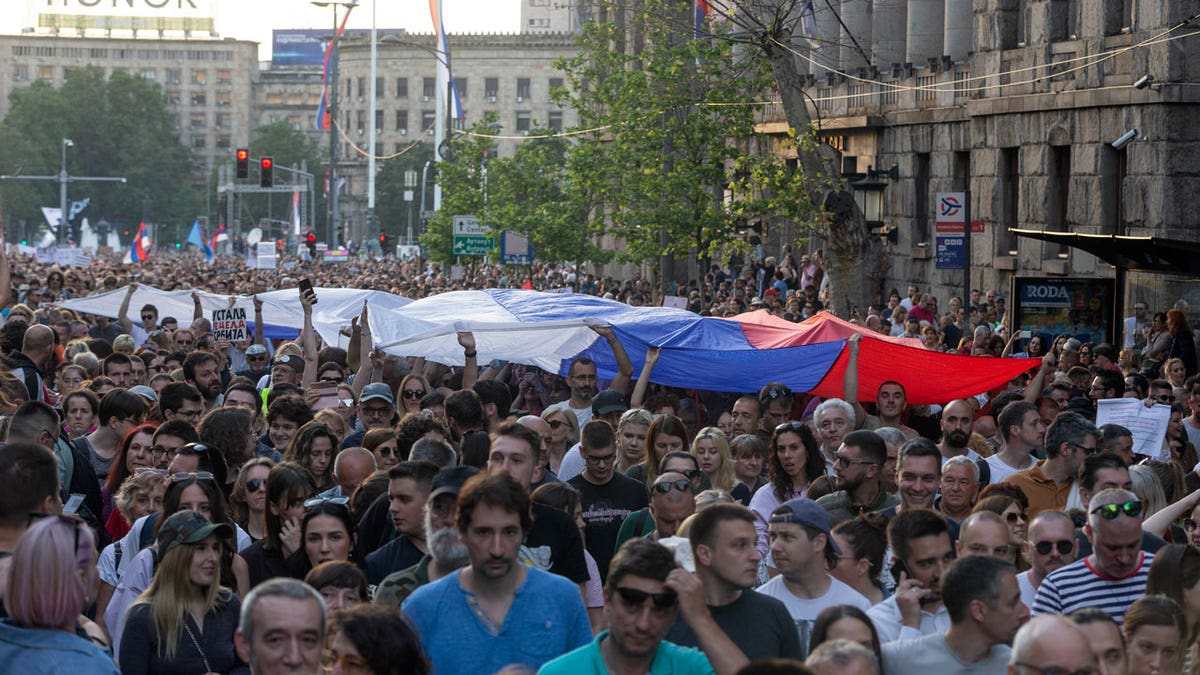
[116,283,156,348]
[1033,488,1152,623]
[341,383,396,449]
[648,471,697,542]
[1008,412,1100,518]
[235,344,272,381]
[1017,510,1078,609]
[760,498,871,658]
[816,429,897,524]
[541,538,748,675]
[570,420,649,582]
[402,472,591,674]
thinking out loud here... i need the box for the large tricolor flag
[428,0,465,126]
[131,221,151,262]
[315,5,356,131]
[694,0,712,38]
[187,219,214,262]
[210,223,228,251]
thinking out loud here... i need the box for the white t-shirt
[1183,417,1200,454]
[984,452,1035,484]
[556,442,585,482]
[1017,570,1037,610]
[544,400,593,428]
[757,574,871,657]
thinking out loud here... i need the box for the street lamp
[849,164,899,243]
[59,138,74,241]
[311,0,357,249]
[404,169,417,246]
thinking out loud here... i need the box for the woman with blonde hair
[118,510,247,673]
[691,427,734,493]
[112,334,136,355]
[540,406,580,475]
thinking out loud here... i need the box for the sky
[8,0,522,60]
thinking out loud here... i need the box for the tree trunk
[760,38,885,316]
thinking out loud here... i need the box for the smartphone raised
[309,380,339,410]
[299,278,317,304]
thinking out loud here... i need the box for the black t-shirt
[364,534,425,585]
[524,502,589,584]
[354,492,397,562]
[241,540,293,588]
[665,589,803,662]
[568,472,649,582]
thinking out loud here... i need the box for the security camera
[1111,129,1139,150]
[1133,74,1155,90]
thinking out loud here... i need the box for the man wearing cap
[341,382,396,449]
[375,466,478,608]
[270,354,304,388]
[569,420,649,582]
[237,344,272,381]
[556,388,628,482]
[757,498,871,658]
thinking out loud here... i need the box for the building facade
[758,0,1199,309]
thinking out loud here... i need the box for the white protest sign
[1095,398,1171,461]
[661,296,688,310]
[211,307,248,343]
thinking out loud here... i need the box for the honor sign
[34,0,216,32]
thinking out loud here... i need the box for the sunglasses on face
[1186,519,1200,531]
[1090,500,1142,520]
[1034,539,1074,556]
[375,445,399,458]
[651,478,692,495]
[547,419,568,429]
[402,389,426,399]
[613,586,677,612]
[245,478,265,494]
[141,315,156,321]
[1005,512,1028,525]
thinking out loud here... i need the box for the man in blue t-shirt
[403,471,591,673]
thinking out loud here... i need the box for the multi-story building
[0,33,258,174]
[755,0,1200,312]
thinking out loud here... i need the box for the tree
[375,141,434,246]
[420,115,503,262]
[556,0,774,280]
[0,67,196,242]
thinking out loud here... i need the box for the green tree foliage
[420,115,504,261]
[554,0,778,269]
[375,141,434,245]
[0,66,195,240]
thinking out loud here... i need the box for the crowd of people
[0,241,1198,675]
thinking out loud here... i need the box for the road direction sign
[452,215,493,256]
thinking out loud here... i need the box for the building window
[485,77,499,99]
[13,65,27,82]
[165,68,182,85]
[914,153,930,244]
[216,135,231,149]
[138,69,156,80]
[455,77,467,98]
[375,109,384,131]
[516,78,531,100]
[395,110,409,132]
[376,77,384,97]
[190,113,206,129]
[1048,145,1071,256]
[216,91,232,106]
[192,136,207,149]
[516,111,532,132]
[421,110,435,131]
[169,113,180,130]
[216,112,231,129]
[998,147,1019,255]
[548,77,563,98]
[548,111,563,132]
[191,70,207,85]
[37,65,54,82]
[356,109,366,132]
[167,90,182,106]
[916,75,936,102]
[1101,146,1127,235]
[421,77,435,100]
[191,92,207,106]
[396,77,408,97]
[217,69,232,84]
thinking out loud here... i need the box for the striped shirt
[1032,552,1153,624]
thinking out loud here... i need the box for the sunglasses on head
[170,471,215,483]
[134,468,169,477]
[651,478,692,495]
[1034,540,1074,556]
[613,586,677,612]
[775,421,806,433]
[304,495,350,509]
[1090,500,1142,520]
[402,389,426,399]
[245,478,265,494]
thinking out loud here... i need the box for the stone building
[759,0,1200,311]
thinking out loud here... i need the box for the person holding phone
[866,508,955,643]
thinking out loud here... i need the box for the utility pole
[0,138,127,243]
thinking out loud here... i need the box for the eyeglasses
[547,419,568,429]
[402,389,426,400]
[304,496,350,508]
[1034,540,1075,556]
[319,376,344,384]
[245,478,265,494]
[651,478,692,495]
[1012,664,1097,675]
[834,453,875,467]
[585,453,616,466]
[141,314,156,321]
[361,405,393,418]
[177,443,211,456]
[1005,512,1028,525]
[1090,500,1142,519]
[763,386,792,400]
[375,445,399,458]
[246,354,268,361]
[169,471,215,483]
[613,586,677,612]
[339,398,356,408]
[1186,519,1199,531]
[1067,442,1098,456]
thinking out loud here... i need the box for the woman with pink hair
[0,516,117,672]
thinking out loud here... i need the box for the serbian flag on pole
[315,5,356,130]
[211,223,228,251]
[131,221,150,262]
[694,0,712,38]
[428,0,466,126]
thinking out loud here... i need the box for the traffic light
[236,149,249,179]
[379,233,388,249]
[305,232,317,257]
[260,157,274,188]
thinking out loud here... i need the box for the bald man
[10,324,55,405]
[516,414,558,488]
[325,447,377,499]
[1008,615,1097,675]
[649,471,697,541]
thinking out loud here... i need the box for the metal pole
[59,138,71,243]
[366,0,378,251]
[963,189,972,313]
[328,5,341,248]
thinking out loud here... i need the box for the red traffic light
[236,148,249,179]
[260,158,273,170]
[236,149,249,161]
[306,232,316,243]
[260,157,274,187]
[379,234,386,242]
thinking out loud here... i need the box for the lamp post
[59,138,73,242]
[849,164,899,243]
[404,169,417,246]
[311,0,357,249]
